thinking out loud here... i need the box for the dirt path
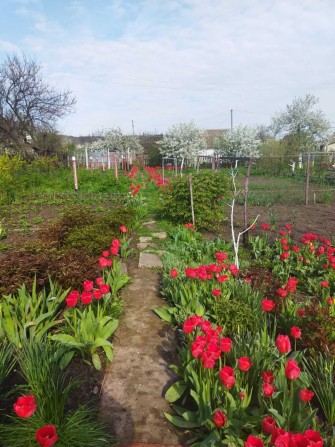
[100,244,185,446]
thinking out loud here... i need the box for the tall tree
[0,53,76,157]
[270,94,331,153]
[214,125,260,159]
[157,121,207,171]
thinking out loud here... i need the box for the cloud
[5,0,335,135]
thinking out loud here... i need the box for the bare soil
[220,203,335,241]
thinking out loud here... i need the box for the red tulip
[213,410,226,428]
[299,389,314,402]
[219,366,235,389]
[212,289,221,298]
[99,284,110,295]
[262,416,276,434]
[290,326,302,339]
[119,225,127,233]
[220,337,232,353]
[262,370,274,383]
[170,269,178,278]
[13,395,37,418]
[244,435,264,447]
[93,289,103,300]
[262,382,275,397]
[262,299,275,312]
[275,335,291,354]
[83,280,94,292]
[238,357,253,372]
[36,425,58,447]
[285,359,300,380]
[81,291,92,305]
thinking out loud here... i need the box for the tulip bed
[0,225,133,446]
[157,224,335,446]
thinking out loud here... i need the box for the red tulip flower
[275,334,291,354]
[219,366,235,389]
[244,435,264,447]
[238,357,253,372]
[36,425,58,447]
[119,225,127,233]
[66,291,78,307]
[262,299,275,312]
[213,410,226,428]
[83,280,94,292]
[100,284,110,295]
[170,269,178,278]
[212,289,221,298]
[262,382,275,397]
[262,416,276,434]
[299,389,314,402]
[81,291,92,305]
[13,395,37,418]
[262,370,274,383]
[220,337,232,353]
[93,289,103,300]
[285,359,301,380]
[290,326,302,339]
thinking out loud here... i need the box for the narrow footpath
[100,227,185,447]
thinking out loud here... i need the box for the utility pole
[132,120,135,136]
[230,109,233,131]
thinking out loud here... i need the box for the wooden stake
[114,155,118,180]
[72,156,78,192]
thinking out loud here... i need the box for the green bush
[158,170,231,230]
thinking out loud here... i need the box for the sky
[1,0,335,137]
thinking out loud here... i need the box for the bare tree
[0,53,76,156]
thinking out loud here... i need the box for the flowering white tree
[214,125,260,160]
[94,127,143,157]
[270,94,332,153]
[157,121,207,172]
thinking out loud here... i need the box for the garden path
[100,227,185,447]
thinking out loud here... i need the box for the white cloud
[9,0,335,135]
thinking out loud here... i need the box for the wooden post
[243,158,252,245]
[189,174,195,226]
[72,156,78,192]
[305,153,311,205]
[114,155,118,180]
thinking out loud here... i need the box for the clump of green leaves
[39,204,135,255]
[214,296,256,335]
[158,170,231,230]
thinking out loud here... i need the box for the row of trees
[157,95,333,165]
[1,52,332,164]
[75,128,144,162]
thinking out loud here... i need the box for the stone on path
[139,237,153,243]
[100,268,185,446]
[138,252,163,269]
[152,232,167,240]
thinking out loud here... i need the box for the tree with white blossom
[214,125,261,161]
[94,127,143,157]
[157,121,207,173]
[270,94,332,153]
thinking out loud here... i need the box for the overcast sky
[1,0,334,136]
